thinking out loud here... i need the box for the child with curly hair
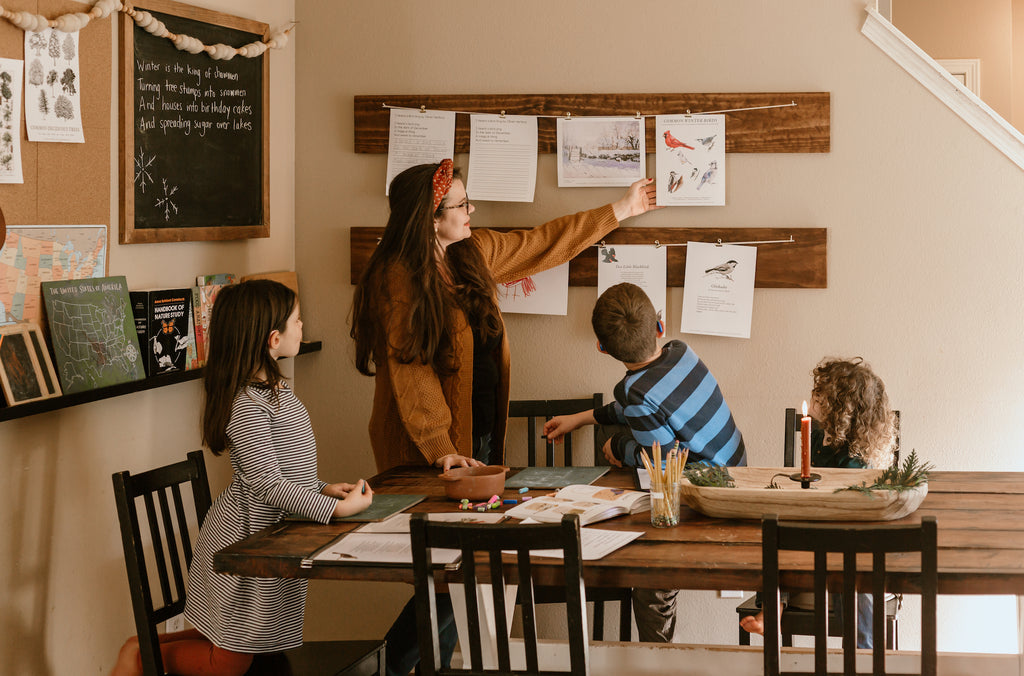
[740,356,898,648]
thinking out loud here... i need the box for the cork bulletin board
[118,0,269,243]
[0,0,111,232]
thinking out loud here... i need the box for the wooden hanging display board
[350,227,826,288]
[353,93,830,154]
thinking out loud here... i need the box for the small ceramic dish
[438,465,509,501]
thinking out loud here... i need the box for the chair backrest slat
[411,513,589,676]
[112,450,212,676]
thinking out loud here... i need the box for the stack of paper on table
[512,519,643,560]
[504,484,650,526]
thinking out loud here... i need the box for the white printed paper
[556,116,645,187]
[467,114,537,202]
[497,263,569,315]
[24,28,84,143]
[0,57,24,183]
[680,242,756,338]
[655,115,724,206]
[385,108,455,194]
[596,244,668,327]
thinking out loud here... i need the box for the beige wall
[296,0,1024,657]
[5,0,1024,672]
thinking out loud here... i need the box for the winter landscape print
[557,116,645,187]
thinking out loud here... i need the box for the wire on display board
[382,102,798,119]
[596,236,797,248]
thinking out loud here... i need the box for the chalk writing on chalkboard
[119,1,269,243]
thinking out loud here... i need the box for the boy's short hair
[591,283,658,363]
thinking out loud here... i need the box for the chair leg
[887,615,898,650]
[592,600,605,641]
[739,626,751,646]
[782,632,793,648]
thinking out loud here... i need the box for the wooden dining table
[213,465,1024,597]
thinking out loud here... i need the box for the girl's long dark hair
[202,280,297,454]
[350,162,502,376]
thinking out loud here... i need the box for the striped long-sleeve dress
[184,383,336,653]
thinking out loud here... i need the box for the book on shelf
[504,484,650,526]
[129,288,193,376]
[193,274,236,366]
[40,276,146,394]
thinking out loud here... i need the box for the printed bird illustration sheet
[467,114,537,202]
[0,57,24,183]
[680,241,755,338]
[556,116,645,187]
[385,108,455,194]
[24,28,84,143]
[655,114,724,206]
[596,244,667,327]
[496,263,568,315]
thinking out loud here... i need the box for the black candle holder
[789,472,821,489]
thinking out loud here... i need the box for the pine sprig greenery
[683,463,735,488]
[834,449,933,496]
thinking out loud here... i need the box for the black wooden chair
[411,512,589,676]
[738,409,903,649]
[762,514,937,676]
[112,450,385,676]
[507,394,631,642]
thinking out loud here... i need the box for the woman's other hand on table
[435,453,484,471]
[332,479,373,518]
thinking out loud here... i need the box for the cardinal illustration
[667,171,683,193]
[697,161,718,190]
[663,130,695,150]
[697,135,717,150]
[705,259,739,280]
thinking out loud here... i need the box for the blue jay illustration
[697,161,718,190]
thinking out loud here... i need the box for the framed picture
[0,322,62,406]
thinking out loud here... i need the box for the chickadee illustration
[705,259,739,280]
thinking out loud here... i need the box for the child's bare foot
[110,636,142,676]
[739,611,765,636]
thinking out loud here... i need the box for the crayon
[518,487,529,494]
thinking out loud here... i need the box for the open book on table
[504,484,650,525]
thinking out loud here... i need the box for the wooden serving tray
[679,467,927,521]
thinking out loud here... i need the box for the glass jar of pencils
[650,481,681,527]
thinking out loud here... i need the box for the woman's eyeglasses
[442,200,471,214]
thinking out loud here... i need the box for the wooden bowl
[438,466,509,501]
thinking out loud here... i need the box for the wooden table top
[213,466,1024,595]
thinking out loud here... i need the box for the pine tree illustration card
[41,276,145,394]
[23,27,84,143]
[0,57,24,183]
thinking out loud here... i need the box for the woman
[351,160,657,676]
[351,159,658,471]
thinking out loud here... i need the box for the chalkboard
[118,0,269,243]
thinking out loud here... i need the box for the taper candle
[801,400,811,479]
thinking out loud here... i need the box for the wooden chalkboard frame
[118,0,270,244]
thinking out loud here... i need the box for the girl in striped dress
[112,280,373,676]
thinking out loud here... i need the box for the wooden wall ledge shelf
[0,341,322,423]
[350,227,826,288]
[354,93,830,154]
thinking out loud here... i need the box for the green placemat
[505,466,609,489]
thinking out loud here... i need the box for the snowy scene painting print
[23,28,84,143]
[557,117,645,187]
[655,115,725,206]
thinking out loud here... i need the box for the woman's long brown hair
[350,162,502,376]
[202,280,297,455]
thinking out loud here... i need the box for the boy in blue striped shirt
[544,282,747,642]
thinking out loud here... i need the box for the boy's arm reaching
[542,410,597,442]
